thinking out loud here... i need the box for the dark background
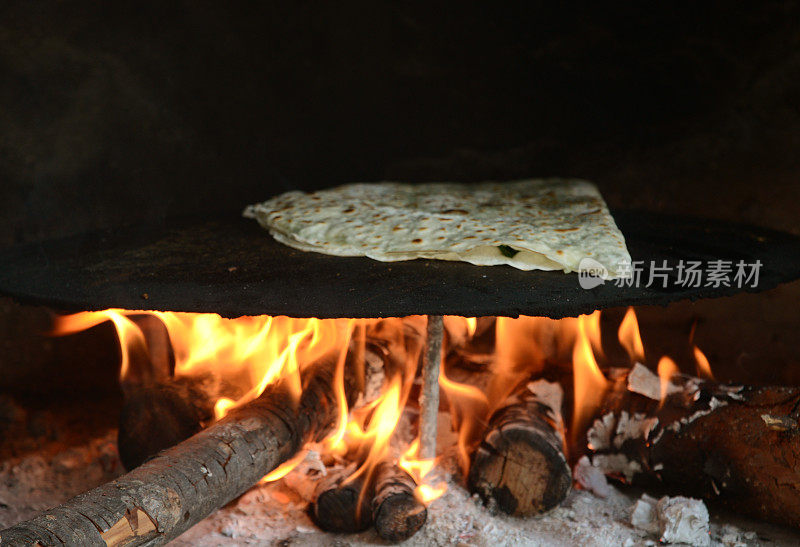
[1,1,799,397]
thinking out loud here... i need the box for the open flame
[54,310,149,380]
[618,306,645,363]
[52,306,716,516]
[439,360,488,476]
[571,312,608,438]
[693,346,714,379]
[657,356,679,406]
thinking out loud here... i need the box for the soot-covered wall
[0,2,799,396]
[1,2,799,243]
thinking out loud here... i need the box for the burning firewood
[0,351,360,546]
[118,375,216,470]
[310,466,374,533]
[310,460,427,541]
[372,460,427,543]
[584,363,800,528]
[468,380,572,516]
[117,333,395,471]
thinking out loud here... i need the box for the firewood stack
[4,312,800,545]
[468,381,572,516]
[582,363,800,528]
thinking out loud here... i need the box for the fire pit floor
[1,399,798,546]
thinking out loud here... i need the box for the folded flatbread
[243,179,631,278]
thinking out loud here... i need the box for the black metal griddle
[1,211,799,319]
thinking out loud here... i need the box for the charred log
[310,467,373,533]
[585,364,800,528]
[119,336,393,471]
[118,375,216,470]
[468,381,571,516]
[0,352,357,546]
[372,461,427,543]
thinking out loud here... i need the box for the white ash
[527,379,565,431]
[574,455,612,498]
[631,494,710,546]
[280,446,328,503]
[587,412,615,451]
[717,384,746,401]
[717,524,758,546]
[2,415,797,546]
[587,410,659,452]
[630,493,660,534]
[666,397,728,434]
[627,362,684,400]
[0,431,122,529]
[527,379,564,415]
[659,496,710,546]
[614,411,659,448]
[591,453,642,483]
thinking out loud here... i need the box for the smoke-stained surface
[0,2,799,395]
[1,2,799,245]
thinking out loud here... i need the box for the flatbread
[243,179,631,278]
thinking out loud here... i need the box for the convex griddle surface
[0,211,799,318]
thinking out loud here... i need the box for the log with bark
[372,460,427,543]
[118,335,394,471]
[468,380,572,516]
[584,363,800,528]
[310,460,427,542]
[118,315,221,471]
[310,466,373,533]
[0,351,359,546]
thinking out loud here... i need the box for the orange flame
[618,307,645,363]
[442,316,479,347]
[439,362,489,476]
[53,309,149,380]
[54,310,356,420]
[585,310,604,359]
[399,439,447,505]
[53,308,714,510]
[260,449,309,483]
[693,346,714,380]
[342,376,403,481]
[465,317,477,337]
[572,313,608,438]
[657,356,679,406]
[324,320,355,453]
